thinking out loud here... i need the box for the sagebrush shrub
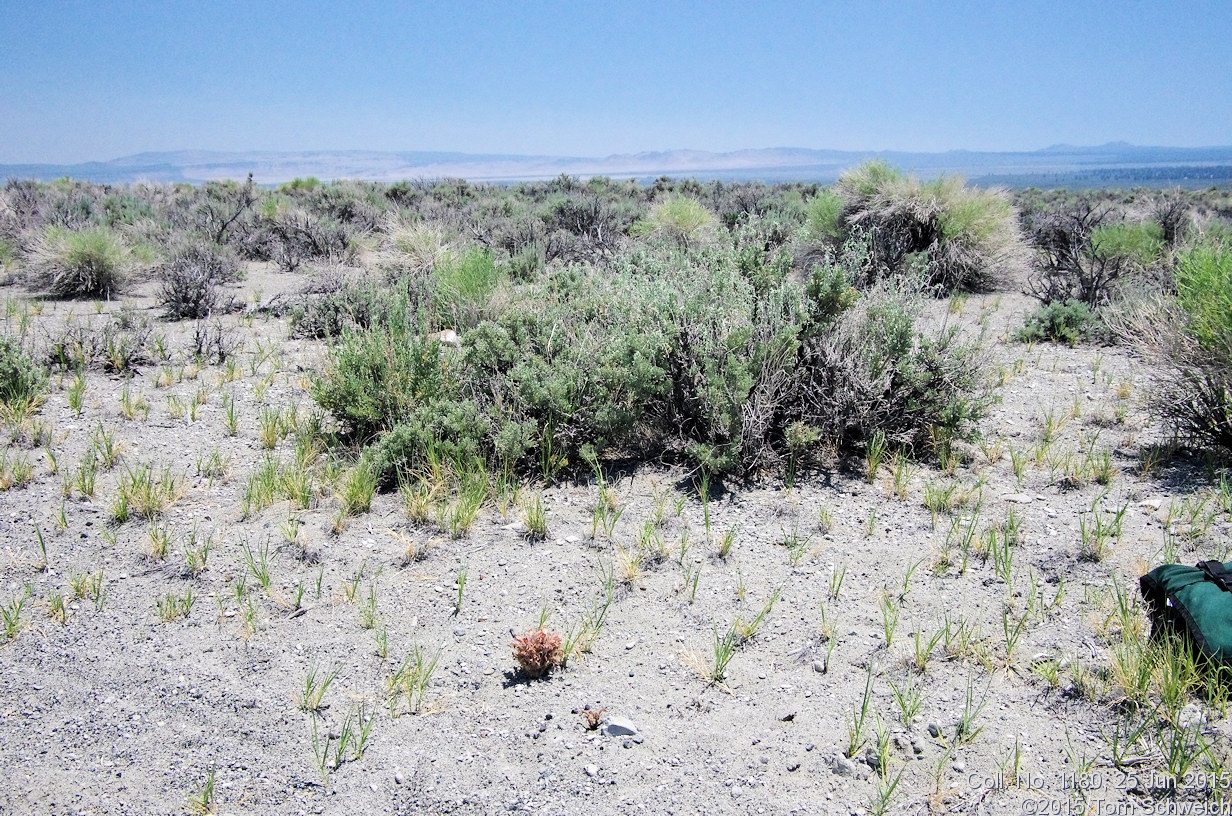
[313,234,991,480]
[157,242,239,319]
[251,209,355,273]
[312,302,451,443]
[1027,203,1150,307]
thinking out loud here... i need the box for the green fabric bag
[1140,560,1232,666]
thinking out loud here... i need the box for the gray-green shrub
[157,241,239,319]
[314,233,992,481]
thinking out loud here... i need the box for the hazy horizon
[2,1,1230,165]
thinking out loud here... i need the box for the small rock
[603,717,638,737]
[927,722,942,738]
[953,760,966,773]
[911,737,925,756]
[393,768,405,785]
[829,754,867,778]
[1179,702,1205,729]
[863,746,881,772]
[788,761,801,772]
[779,710,796,722]
[566,535,582,544]
[584,764,599,777]
[812,659,827,673]
[1001,493,1033,504]
[622,739,633,749]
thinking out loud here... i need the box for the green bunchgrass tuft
[955,674,989,745]
[336,455,378,517]
[187,766,216,815]
[388,645,439,716]
[520,492,547,540]
[240,538,273,589]
[865,431,888,482]
[111,463,180,522]
[299,664,341,713]
[2,590,29,640]
[147,522,172,560]
[709,621,739,684]
[157,587,195,622]
[846,664,875,758]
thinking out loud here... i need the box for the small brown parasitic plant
[582,706,608,730]
[511,628,564,678]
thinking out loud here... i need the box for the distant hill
[4,144,1232,187]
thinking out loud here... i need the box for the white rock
[830,753,866,778]
[603,716,638,737]
[584,764,599,777]
[427,329,460,348]
[1000,493,1034,503]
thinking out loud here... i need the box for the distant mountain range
[4,143,1232,188]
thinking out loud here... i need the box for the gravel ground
[0,269,1226,815]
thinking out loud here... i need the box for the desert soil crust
[0,267,1224,815]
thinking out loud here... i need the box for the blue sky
[1,1,1228,163]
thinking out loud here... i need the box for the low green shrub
[311,302,451,444]
[803,190,844,242]
[0,337,45,407]
[1115,240,1232,452]
[631,195,715,247]
[1015,299,1095,345]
